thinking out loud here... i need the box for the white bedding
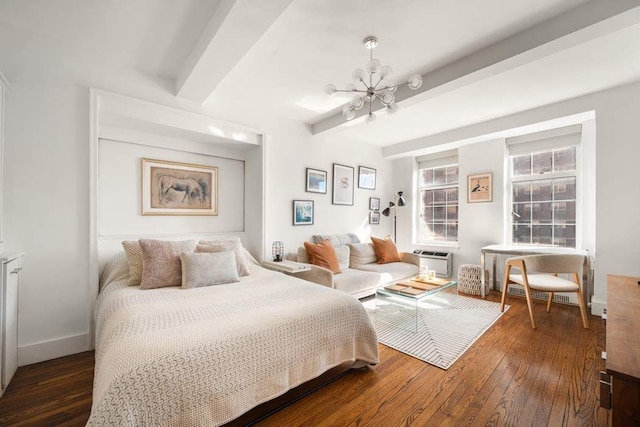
[89,261,379,426]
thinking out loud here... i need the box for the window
[418,162,458,243]
[508,127,579,248]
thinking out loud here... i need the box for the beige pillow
[196,240,251,277]
[348,243,378,267]
[296,246,310,264]
[334,245,351,271]
[122,240,143,286]
[180,252,240,289]
[139,239,197,289]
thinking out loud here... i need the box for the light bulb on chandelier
[325,37,422,124]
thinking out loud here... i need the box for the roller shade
[507,124,581,156]
[416,149,458,169]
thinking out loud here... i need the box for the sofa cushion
[312,233,360,246]
[333,268,383,295]
[353,262,419,283]
[348,243,378,267]
[304,240,341,274]
[296,246,310,264]
[371,236,401,264]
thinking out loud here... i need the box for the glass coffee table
[375,277,457,333]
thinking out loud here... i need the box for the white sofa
[287,234,420,299]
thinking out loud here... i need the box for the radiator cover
[413,251,452,278]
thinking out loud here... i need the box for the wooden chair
[500,254,589,329]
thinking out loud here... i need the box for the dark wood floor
[0,291,609,426]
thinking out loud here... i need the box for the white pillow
[196,239,251,276]
[180,251,240,289]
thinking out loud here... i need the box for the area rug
[363,292,509,370]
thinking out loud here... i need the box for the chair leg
[576,288,590,329]
[522,285,537,329]
[546,292,554,312]
[500,265,511,312]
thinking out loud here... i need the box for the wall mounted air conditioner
[413,250,452,278]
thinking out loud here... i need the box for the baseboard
[590,296,606,317]
[18,333,91,366]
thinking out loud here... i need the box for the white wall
[4,85,92,363]
[261,119,393,259]
[390,80,640,315]
[394,138,506,277]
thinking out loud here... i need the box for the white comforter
[89,263,379,426]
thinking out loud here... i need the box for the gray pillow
[180,251,240,289]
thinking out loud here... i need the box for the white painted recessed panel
[98,138,245,237]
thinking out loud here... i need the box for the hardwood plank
[0,294,609,426]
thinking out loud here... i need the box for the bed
[88,249,379,426]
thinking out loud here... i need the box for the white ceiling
[1,0,640,148]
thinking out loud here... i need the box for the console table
[480,245,589,297]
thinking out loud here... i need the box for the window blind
[416,149,458,169]
[507,124,581,156]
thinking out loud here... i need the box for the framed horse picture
[141,158,218,215]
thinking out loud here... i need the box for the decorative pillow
[296,246,310,264]
[303,240,341,274]
[139,239,197,289]
[122,240,143,286]
[242,247,260,266]
[312,233,360,246]
[334,245,351,271]
[196,240,251,277]
[370,236,401,264]
[348,243,378,267]
[100,251,129,290]
[180,252,240,289]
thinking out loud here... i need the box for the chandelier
[325,37,423,124]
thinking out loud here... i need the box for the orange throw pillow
[304,240,341,274]
[371,236,401,264]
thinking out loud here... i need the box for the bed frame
[224,362,357,426]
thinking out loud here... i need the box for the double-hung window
[507,126,581,248]
[417,151,458,243]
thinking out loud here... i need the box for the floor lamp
[381,191,406,242]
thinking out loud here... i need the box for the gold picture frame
[141,158,218,215]
[468,173,492,203]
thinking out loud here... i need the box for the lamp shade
[381,201,395,217]
[397,191,406,206]
[272,241,284,262]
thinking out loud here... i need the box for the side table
[262,260,311,275]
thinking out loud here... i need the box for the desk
[480,245,588,297]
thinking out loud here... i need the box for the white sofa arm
[400,252,420,267]
[293,264,335,288]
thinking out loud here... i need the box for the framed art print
[293,200,314,225]
[305,168,327,194]
[468,173,492,203]
[369,211,380,225]
[358,166,376,190]
[142,158,218,215]
[369,197,380,211]
[332,163,354,205]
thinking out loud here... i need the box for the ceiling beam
[310,0,640,135]
[175,0,294,104]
